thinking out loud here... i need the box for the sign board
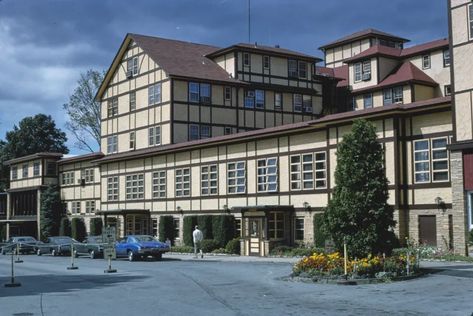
[324,239,335,254]
[103,245,116,259]
[103,226,117,259]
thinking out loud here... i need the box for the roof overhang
[4,152,63,166]
[95,209,150,216]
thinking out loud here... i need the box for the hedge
[71,217,87,242]
[89,218,103,236]
[183,216,198,246]
[200,239,220,253]
[158,215,175,243]
[212,215,236,248]
[59,217,71,237]
[197,215,213,239]
[225,238,241,254]
[313,213,329,248]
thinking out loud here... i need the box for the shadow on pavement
[0,274,148,297]
[422,266,473,279]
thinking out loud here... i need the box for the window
[85,201,96,214]
[200,83,211,104]
[127,56,138,76]
[46,162,56,176]
[291,152,326,190]
[469,4,473,39]
[295,218,304,241]
[224,127,232,135]
[414,140,430,183]
[11,166,17,180]
[174,218,180,241]
[201,165,218,195]
[444,85,452,96]
[354,61,371,82]
[383,87,403,105]
[443,49,450,67]
[422,54,431,69]
[129,91,136,111]
[129,132,135,149]
[244,90,255,108]
[298,61,307,78]
[354,63,362,82]
[288,59,298,78]
[200,125,211,139]
[33,162,40,176]
[362,61,371,80]
[149,126,161,146]
[393,86,403,103]
[82,168,94,183]
[243,53,250,66]
[235,218,242,237]
[71,201,81,215]
[189,82,200,102]
[107,135,118,154]
[126,174,144,200]
[189,124,199,140]
[303,95,312,113]
[257,157,278,192]
[152,170,166,199]
[255,90,265,109]
[62,171,74,185]
[148,83,162,105]
[152,219,158,237]
[431,138,449,182]
[22,164,28,178]
[175,168,190,197]
[314,152,327,188]
[363,94,373,109]
[383,89,393,105]
[413,137,449,183]
[107,176,119,201]
[293,94,302,112]
[268,212,284,239]
[225,87,231,101]
[228,161,246,194]
[263,55,270,69]
[275,93,282,110]
[107,97,118,117]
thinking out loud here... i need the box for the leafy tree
[59,217,72,237]
[313,213,329,248]
[323,119,397,258]
[40,185,65,240]
[63,69,103,151]
[71,217,87,242]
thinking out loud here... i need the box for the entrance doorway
[126,215,150,235]
[419,215,437,246]
[248,218,262,256]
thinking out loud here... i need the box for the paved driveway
[0,254,472,316]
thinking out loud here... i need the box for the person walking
[193,225,203,258]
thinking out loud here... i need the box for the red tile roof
[319,28,409,50]
[400,38,449,57]
[352,62,438,94]
[316,65,349,87]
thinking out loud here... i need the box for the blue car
[115,235,170,261]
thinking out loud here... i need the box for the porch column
[36,189,41,240]
[6,192,10,239]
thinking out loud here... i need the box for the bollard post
[67,243,78,270]
[14,244,23,263]
[4,250,21,287]
[343,237,348,279]
[104,254,117,273]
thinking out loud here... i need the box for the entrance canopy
[96,209,149,216]
[232,205,294,216]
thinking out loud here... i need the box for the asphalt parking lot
[1,253,473,316]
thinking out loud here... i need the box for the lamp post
[177,206,183,215]
[303,202,311,213]
[435,196,445,212]
[223,204,230,214]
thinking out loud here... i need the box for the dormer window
[354,60,371,82]
[443,49,450,67]
[126,56,138,78]
[422,54,431,69]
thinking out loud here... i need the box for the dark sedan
[1,236,40,255]
[74,236,105,259]
[36,236,81,256]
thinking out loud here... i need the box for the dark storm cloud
[0,0,448,153]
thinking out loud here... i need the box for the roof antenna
[248,0,251,43]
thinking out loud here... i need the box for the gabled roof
[319,28,409,50]
[352,61,438,94]
[400,38,449,58]
[207,43,322,62]
[316,65,349,87]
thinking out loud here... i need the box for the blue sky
[0,0,448,155]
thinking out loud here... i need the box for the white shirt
[193,229,203,243]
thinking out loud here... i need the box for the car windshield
[134,236,156,242]
[18,237,36,242]
[87,236,103,243]
[52,237,78,244]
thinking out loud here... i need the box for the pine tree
[40,185,65,240]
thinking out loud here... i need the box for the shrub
[212,248,227,254]
[469,229,473,244]
[313,213,328,248]
[212,215,236,247]
[197,215,213,239]
[158,216,175,243]
[89,218,103,236]
[59,217,71,237]
[171,246,193,253]
[71,217,87,242]
[225,238,241,255]
[200,239,220,253]
[183,216,198,246]
[269,245,325,257]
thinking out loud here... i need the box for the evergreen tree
[40,185,65,240]
[324,119,397,257]
[71,218,87,242]
[59,217,72,236]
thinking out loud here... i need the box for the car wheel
[51,249,57,256]
[154,253,163,261]
[127,250,135,262]
[37,249,42,256]
[89,250,96,259]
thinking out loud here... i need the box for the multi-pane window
[244,90,256,108]
[225,87,231,101]
[11,166,17,180]
[107,176,119,201]
[444,85,452,96]
[290,152,326,190]
[189,82,210,103]
[228,161,246,194]
[255,90,265,109]
[82,168,94,183]
[224,127,232,135]
[148,83,162,105]
[422,54,431,69]
[174,218,180,241]
[107,135,118,154]
[303,95,312,113]
[85,201,95,214]
[189,82,200,102]
[235,218,241,237]
[298,61,307,78]
[200,125,211,139]
[200,83,211,104]
[363,94,373,109]
[175,168,190,197]
[107,97,118,117]
[46,162,56,176]
[275,93,282,110]
[126,174,144,200]
[354,60,371,82]
[295,218,304,241]
[22,164,28,178]
[362,61,371,80]
[257,158,278,192]
[413,138,449,183]
[443,49,450,67]
[201,165,218,195]
[243,53,250,66]
[62,171,75,185]
[268,212,284,239]
[383,86,403,105]
[263,55,270,69]
[152,171,166,198]
[129,132,135,149]
[354,63,362,82]
[152,219,158,237]
[189,124,200,140]
[293,94,303,112]
[127,56,138,76]
[33,162,40,176]
[314,152,327,188]
[129,91,136,111]
[288,59,298,78]
[71,201,81,215]
[149,126,161,146]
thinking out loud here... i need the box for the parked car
[115,235,170,261]
[36,236,81,256]
[74,235,105,259]
[1,236,41,255]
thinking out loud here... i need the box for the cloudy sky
[0,0,448,154]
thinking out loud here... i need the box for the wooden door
[419,215,437,246]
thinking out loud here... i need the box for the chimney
[275,44,280,48]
